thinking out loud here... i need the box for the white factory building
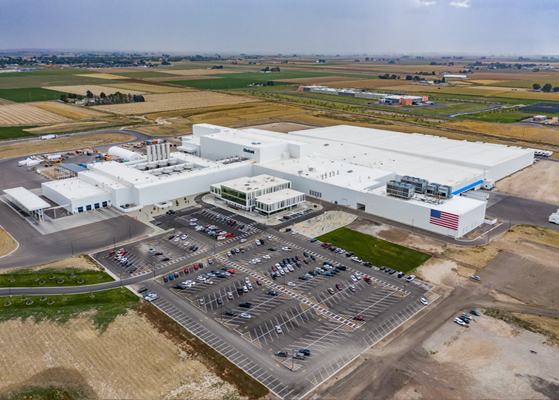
[35,123,534,238]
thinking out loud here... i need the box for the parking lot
[92,205,437,399]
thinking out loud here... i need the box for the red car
[335,283,343,291]
[194,264,199,270]
[225,233,234,238]
[354,315,365,321]
[295,255,301,261]
[108,251,116,256]
[184,268,190,274]
[363,277,371,283]
[256,280,262,286]
[227,269,235,274]
[120,250,128,256]
[272,266,277,271]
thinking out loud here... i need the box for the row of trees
[532,83,559,92]
[60,91,145,104]
[261,66,280,72]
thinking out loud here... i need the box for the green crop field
[0,267,114,288]
[0,126,36,141]
[0,73,115,89]
[0,288,138,331]
[316,227,431,273]
[113,71,179,78]
[166,70,374,90]
[0,87,68,102]
[465,109,559,123]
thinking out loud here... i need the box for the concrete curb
[0,225,20,260]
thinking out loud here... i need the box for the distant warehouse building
[29,123,533,239]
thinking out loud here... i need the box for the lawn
[0,87,68,102]
[0,267,114,288]
[316,227,431,273]
[0,126,36,141]
[166,70,373,90]
[465,109,559,123]
[0,288,138,331]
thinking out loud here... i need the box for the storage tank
[157,160,168,168]
[136,163,148,171]
[107,146,145,162]
[173,165,184,172]
[147,162,158,170]
[151,170,162,176]
[168,158,178,166]
[163,166,174,174]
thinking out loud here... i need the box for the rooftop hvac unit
[386,180,415,199]
[401,176,428,194]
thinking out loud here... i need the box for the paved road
[0,128,151,147]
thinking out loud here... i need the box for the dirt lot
[392,314,559,399]
[0,311,241,400]
[93,92,260,115]
[0,229,17,258]
[496,161,559,205]
[0,133,132,159]
[290,211,357,237]
[0,103,69,126]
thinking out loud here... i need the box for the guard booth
[3,187,50,222]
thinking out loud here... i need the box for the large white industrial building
[33,123,533,238]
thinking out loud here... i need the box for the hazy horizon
[1,0,557,56]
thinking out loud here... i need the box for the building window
[309,190,322,198]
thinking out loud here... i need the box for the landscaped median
[316,227,431,274]
[0,255,114,288]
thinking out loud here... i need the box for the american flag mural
[430,209,459,230]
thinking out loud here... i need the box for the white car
[244,277,250,284]
[275,325,283,334]
[190,218,197,222]
[183,241,190,246]
[204,280,213,285]
[227,251,232,257]
[354,273,361,280]
[287,265,294,272]
[189,222,197,226]
[181,234,188,240]
[174,237,180,242]
[197,276,207,281]
[247,282,253,290]
[406,275,416,282]
[255,240,261,246]
[240,312,252,319]
[282,247,292,251]
[287,282,296,287]
[350,275,358,282]
[243,286,248,293]
[267,236,272,241]
[420,297,429,306]
[217,236,225,240]
[454,317,466,326]
[224,272,231,276]
[291,231,298,235]
[263,255,270,259]
[240,239,247,243]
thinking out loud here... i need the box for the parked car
[470,309,481,316]
[275,325,283,334]
[420,297,429,306]
[471,275,481,281]
[275,350,288,357]
[406,275,416,282]
[353,315,365,321]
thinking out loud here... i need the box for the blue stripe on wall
[452,179,484,195]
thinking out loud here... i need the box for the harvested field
[22,119,136,135]
[277,76,369,84]
[36,101,106,117]
[0,310,241,400]
[0,103,69,126]
[33,103,93,119]
[471,72,557,81]
[330,79,412,88]
[157,68,241,76]
[43,85,147,96]
[470,79,508,85]
[0,133,132,159]
[93,91,260,115]
[75,73,127,80]
[103,82,192,93]
[0,98,15,105]
[0,254,100,275]
[0,229,17,258]
[145,75,225,82]
[135,123,192,136]
[496,161,559,205]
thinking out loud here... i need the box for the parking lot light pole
[292,349,294,371]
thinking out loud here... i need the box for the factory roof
[213,174,290,193]
[58,163,87,174]
[4,187,50,211]
[290,125,532,169]
[255,189,305,204]
[42,178,108,200]
[203,127,308,148]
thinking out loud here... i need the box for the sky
[0,0,558,56]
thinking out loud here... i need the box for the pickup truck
[239,302,252,308]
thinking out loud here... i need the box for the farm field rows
[33,103,95,119]
[92,91,260,115]
[0,87,68,103]
[0,103,69,126]
[75,73,127,80]
[103,81,193,93]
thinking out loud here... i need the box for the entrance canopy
[4,187,50,222]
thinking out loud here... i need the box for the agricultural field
[92,91,260,115]
[43,84,147,96]
[316,227,431,273]
[103,81,192,93]
[34,101,106,117]
[0,87,68,103]
[156,68,244,76]
[0,103,69,126]
[75,73,127,80]
[106,70,181,78]
[0,72,114,89]
[21,118,138,135]
[0,126,36,141]
[33,103,96,119]
[276,75,374,84]
[466,109,559,123]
